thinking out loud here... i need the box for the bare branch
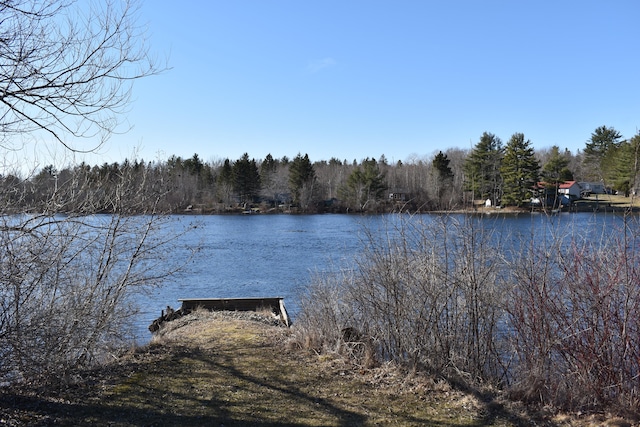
[0,0,164,152]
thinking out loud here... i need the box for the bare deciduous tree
[0,159,194,383]
[0,0,160,152]
[0,0,182,386]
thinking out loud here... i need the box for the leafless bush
[297,213,640,415]
[296,214,507,383]
[0,166,192,385]
[504,229,567,403]
[292,269,358,353]
[292,265,379,368]
[0,0,176,387]
[352,215,507,381]
[506,216,640,412]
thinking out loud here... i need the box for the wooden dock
[178,297,290,327]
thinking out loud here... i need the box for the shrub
[296,213,640,414]
[296,214,507,382]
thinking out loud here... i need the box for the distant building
[389,192,406,201]
[532,181,580,207]
[578,182,607,195]
[558,181,581,199]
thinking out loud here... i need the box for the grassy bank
[572,194,640,211]
[0,311,636,426]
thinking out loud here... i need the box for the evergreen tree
[606,133,640,196]
[183,153,204,176]
[500,133,540,207]
[463,132,504,205]
[288,153,316,206]
[341,157,387,210]
[261,153,278,176]
[328,157,343,167]
[433,151,453,181]
[432,151,454,209]
[217,159,233,186]
[232,153,261,202]
[216,159,234,204]
[183,153,214,198]
[167,155,183,172]
[260,153,285,205]
[541,146,573,184]
[584,125,623,181]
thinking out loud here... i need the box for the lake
[134,214,367,341]
[133,211,639,342]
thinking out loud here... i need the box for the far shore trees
[584,125,623,182]
[288,153,316,209]
[13,126,640,215]
[340,157,387,211]
[6,125,640,216]
[232,153,261,203]
[464,132,504,206]
[500,133,539,207]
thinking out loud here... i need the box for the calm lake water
[133,211,639,342]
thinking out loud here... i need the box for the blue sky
[100,0,640,166]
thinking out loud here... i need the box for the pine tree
[584,125,623,181]
[183,153,204,176]
[541,146,573,184]
[232,153,261,202]
[433,151,454,181]
[288,153,316,206]
[463,132,504,205]
[605,134,640,196]
[500,133,540,207]
[432,151,454,209]
[341,157,387,210]
[217,159,233,186]
[261,153,278,176]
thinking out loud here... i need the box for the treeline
[4,126,639,214]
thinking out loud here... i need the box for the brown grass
[0,311,637,426]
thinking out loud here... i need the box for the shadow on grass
[1,344,365,427]
[0,343,493,426]
[0,322,530,427]
[1,384,355,427]
[178,346,488,427]
[446,376,555,427]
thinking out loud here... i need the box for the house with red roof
[558,181,581,199]
[531,180,581,207]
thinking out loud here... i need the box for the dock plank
[178,297,290,326]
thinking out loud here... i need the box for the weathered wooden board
[178,297,290,327]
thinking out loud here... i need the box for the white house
[558,181,581,199]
